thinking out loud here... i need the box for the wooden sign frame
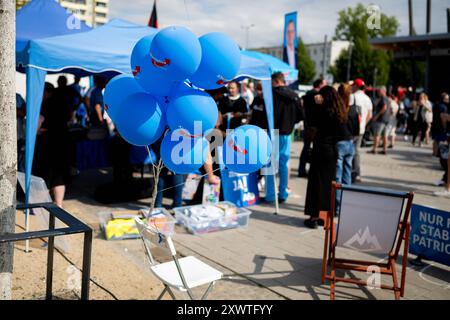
[321,182,414,300]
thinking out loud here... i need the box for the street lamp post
[241,24,255,50]
[346,40,353,82]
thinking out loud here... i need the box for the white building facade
[252,40,350,83]
[305,40,350,81]
[59,0,109,27]
[18,0,109,27]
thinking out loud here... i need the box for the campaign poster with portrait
[283,11,298,69]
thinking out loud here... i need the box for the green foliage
[16,0,28,11]
[297,37,316,84]
[330,3,399,86]
[389,59,426,88]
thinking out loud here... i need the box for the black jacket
[273,86,302,135]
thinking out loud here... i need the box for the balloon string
[157,167,221,194]
[144,146,221,195]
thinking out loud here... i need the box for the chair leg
[186,288,196,300]
[167,286,177,300]
[330,248,336,300]
[322,223,329,284]
[400,223,410,298]
[201,282,216,300]
[390,258,401,300]
[157,286,168,300]
[330,271,336,301]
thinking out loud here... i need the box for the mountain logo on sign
[343,226,382,252]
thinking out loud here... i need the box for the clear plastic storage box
[98,207,176,240]
[173,201,252,234]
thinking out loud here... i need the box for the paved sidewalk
[24,137,448,300]
[171,138,450,300]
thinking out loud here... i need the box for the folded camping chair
[134,217,222,300]
[322,182,414,300]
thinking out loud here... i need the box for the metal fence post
[81,230,92,300]
[45,214,55,300]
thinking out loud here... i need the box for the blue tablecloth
[76,139,110,171]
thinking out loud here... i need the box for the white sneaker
[433,180,445,187]
[434,189,450,198]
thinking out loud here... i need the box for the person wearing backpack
[350,79,373,182]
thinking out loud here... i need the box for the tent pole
[273,175,280,215]
[25,209,30,253]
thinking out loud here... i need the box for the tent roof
[16,0,90,53]
[28,19,155,75]
[27,19,273,80]
[241,50,298,80]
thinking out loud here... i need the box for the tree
[330,3,399,85]
[16,0,27,11]
[389,59,426,88]
[297,37,315,84]
[0,0,17,300]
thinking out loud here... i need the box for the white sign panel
[337,190,404,254]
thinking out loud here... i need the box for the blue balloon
[160,130,208,174]
[150,26,202,81]
[166,84,218,134]
[130,34,180,97]
[223,125,272,173]
[114,92,166,146]
[104,74,144,121]
[189,32,241,90]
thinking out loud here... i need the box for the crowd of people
[17,72,450,212]
[258,74,450,228]
[17,75,112,207]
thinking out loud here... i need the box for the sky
[109,0,449,48]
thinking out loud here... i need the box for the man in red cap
[350,78,373,182]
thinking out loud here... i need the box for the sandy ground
[12,210,164,300]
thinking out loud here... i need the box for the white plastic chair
[134,217,222,300]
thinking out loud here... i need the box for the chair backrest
[134,217,176,266]
[335,185,410,255]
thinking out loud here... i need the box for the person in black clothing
[265,72,302,203]
[56,75,81,115]
[431,92,449,156]
[249,82,268,130]
[218,81,248,131]
[304,86,348,229]
[298,78,326,177]
[33,82,72,208]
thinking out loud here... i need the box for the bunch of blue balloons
[104,26,272,174]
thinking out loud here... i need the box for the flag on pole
[148,0,158,28]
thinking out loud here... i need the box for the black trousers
[304,142,337,218]
[412,121,428,144]
[298,135,311,175]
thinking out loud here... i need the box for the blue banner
[221,168,260,208]
[410,204,450,266]
[283,11,298,69]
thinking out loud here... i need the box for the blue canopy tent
[21,18,297,212]
[242,50,298,81]
[16,0,90,70]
